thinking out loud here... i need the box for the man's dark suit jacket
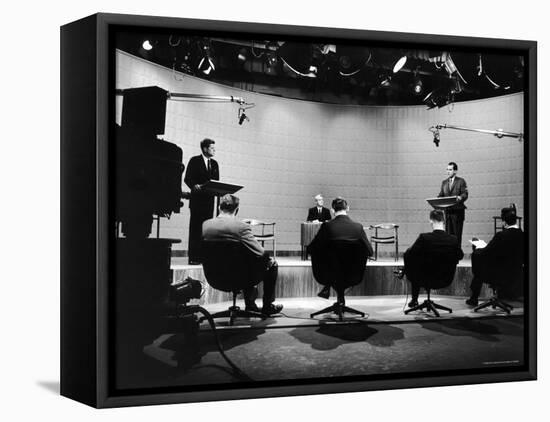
[472,227,524,297]
[308,215,373,287]
[404,229,464,289]
[184,154,220,261]
[307,206,332,222]
[438,176,468,210]
[184,155,220,209]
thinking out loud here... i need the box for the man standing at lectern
[184,138,220,264]
[438,162,468,247]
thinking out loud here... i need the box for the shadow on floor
[36,380,59,395]
[289,322,405,350]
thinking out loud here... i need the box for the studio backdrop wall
[116,50,524,253]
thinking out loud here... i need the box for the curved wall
[116,51,524,253]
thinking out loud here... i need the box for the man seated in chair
[466,206,524,306]
[308,197,373,299]
[202,194,283,316]
[404,209,464,308]
[306,194,332,223]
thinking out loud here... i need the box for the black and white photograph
[111,25,532,395]
[4,0,548,420]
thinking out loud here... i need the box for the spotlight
[393,55,407,73]
[237,47,248,62]
[308,65,318,77]
[339,55,352,70]
[412,75,424,95]
[142,40,153,51]
[198,46,215,75]
[266,51,278,67]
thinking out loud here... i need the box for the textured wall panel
[116,51,524,253]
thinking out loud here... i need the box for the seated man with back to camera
[202,194,283,316]
[402,209,464,308]
[308,197,373,299]
[466,206,524,306]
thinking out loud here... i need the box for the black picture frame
[61,12,537,408]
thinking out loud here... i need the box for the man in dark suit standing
[202,194,283,315]
[306,194,332,222]
[438,161,468,247]
[404,209,464,307]
[308,197,373,298]
[184,138,219,264]
[466,207,524,306]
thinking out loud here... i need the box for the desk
[300,222,322,260]
[493,216,522,235]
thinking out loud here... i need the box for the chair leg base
[200,305,267,326]
[310,302,365,321]
[404,299,452,317]
[474,297,513,314]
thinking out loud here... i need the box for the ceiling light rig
[428,123,524,147]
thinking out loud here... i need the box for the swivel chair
[310,239,368,321]
[474,286,514,314]
[473,262,523,315]
[202,240,267,325]
[404,252,458,317]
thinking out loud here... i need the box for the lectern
[201,180,244,212]
[426,196,459,209]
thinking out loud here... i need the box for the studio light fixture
[142,40,153,51]
[393,55,407,73]
[412,70,424,95]
[198,45,215,75]
[237,47,248,62]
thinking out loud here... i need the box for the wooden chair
[368,223,399,261]
[244,219,276,257]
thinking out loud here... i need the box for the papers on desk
[469,239,487,249]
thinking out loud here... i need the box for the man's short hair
[332,197,348,212]
[429,209,445,223]
[448,161,458,171]
[200,138,215,150]
[501,206,517,225]
[314,194,323,201]
[219,194,239,213]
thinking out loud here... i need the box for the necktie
[207,159,212,175]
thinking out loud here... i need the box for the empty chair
[201,239,268,325]
[245,219,276,258]
[368,223,399,261]
[310,239,368,321]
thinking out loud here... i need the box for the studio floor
[117,295,525,391]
